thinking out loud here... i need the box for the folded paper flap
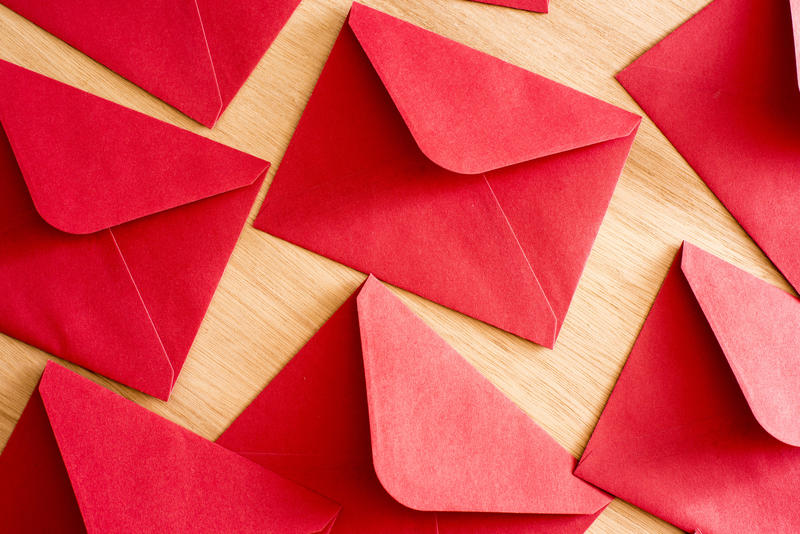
[216,290,374,465]
[347,3,639,175]
[36,361,195,530]
[0,0,224,127]
[356,276,611,514]
[37,362,341,533]
[0,60,268,235]
[680,242,800,446]
[36,362,185,530]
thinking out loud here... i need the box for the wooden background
[0,1,789,532]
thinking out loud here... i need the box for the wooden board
[0,1,787,531]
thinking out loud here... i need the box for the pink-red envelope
[255,3,640,349]
[0,0,301,127]
[575,243,800,533]
[0,362,340,533]
[468,0,548,12]
[617,0,800,294]
[217,276,611,533]
[0,60,269,400]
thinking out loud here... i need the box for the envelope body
[0,61,268,400]
[255,3,640,349]
[0,0,301,127]
[0,362,340,534]
[617,0,800,294]
[575,243,800,533]
[218,276,610,533]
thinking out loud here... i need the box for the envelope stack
[0,0,798,533]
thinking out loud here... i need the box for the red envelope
[0,60,269,400]
[0,0,300,127]
[468,0,549,12]
[617,0,800,294]
[0,361,340,533]
[255,3,640,349]
[217,276,610,533]
[575,243,800,533]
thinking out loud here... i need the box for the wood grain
[0,1,786,532]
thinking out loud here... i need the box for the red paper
[0,362,340,533]
[0,0,300,127]
[575,243,800,533]
[0,60,268,400]
[617,0,800,295]
[255,3,640,348]
[468,0,548,13]
[217,276,610,533]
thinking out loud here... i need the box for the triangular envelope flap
[0,0,223,126]
[347,3,639,175]
[0,60,268,235]
[217,290,374,465]
[356,276,610,514]
[0,379,86,532]
[680,242,800,446]
[37,362,340,533]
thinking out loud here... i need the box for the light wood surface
[0,1,788,532]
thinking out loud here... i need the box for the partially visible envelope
[575,243,800,533]
[256,3,640,349]
[468,0,549,12]
[0,362,340,533]
[217,276,611,533]
[0,0,301,127]
[617,0,800,294]
[0,60,269,400]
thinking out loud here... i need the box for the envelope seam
[191,0,224,126]
[108,228,175,388]
[621,63,747,100]
[482,174,557,338]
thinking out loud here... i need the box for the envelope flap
[356,277,610,514]
[0,61,268,235]
[217,290,374,466]
[0,375,86,532]
[37,362,340,533]
[680,242,800,446]
[347,3,639,175]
